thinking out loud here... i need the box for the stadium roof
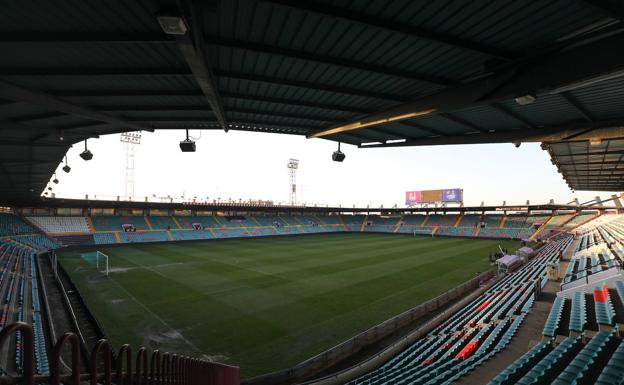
[544,138,624,191]
[2,0,624,203]
[26,197,615,213]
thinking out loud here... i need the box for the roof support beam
[205,36,454,85]
[220,92,369,114]
[317,31,624,139]
[225,108,343,123]
[566,172,624,176]
[556,160,624,166]
[33,69,406,101]
[214,70,407,101]
[0,68,192,76]
[0,80,154,132]
[550,149,624,157]
[357,121,624,148]
[0,32,172,43]
[438,112,489,133]
[171,1,228,131]
[395,121,447,137]
[490,103,536,128]
[51,90,370,114]
[560,92,594,122]
[262,0,515,60]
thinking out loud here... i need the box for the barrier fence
[0,323,239,385]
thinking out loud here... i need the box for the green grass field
[58,233,518,378]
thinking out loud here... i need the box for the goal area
[412,228,435,237]
[80,251,110,276]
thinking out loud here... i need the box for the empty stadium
[3,1,624,385]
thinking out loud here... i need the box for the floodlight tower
[120,132,142,198]
[287,158,299,205]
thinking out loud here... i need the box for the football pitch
[58,233,518,378]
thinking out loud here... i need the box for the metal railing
[0,323,239,385]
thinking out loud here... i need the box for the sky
[48,129,617,208]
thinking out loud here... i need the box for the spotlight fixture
[179,129,196,152]
[62,155,71,173]
[332,142,346,162]
[47,186,52,191]
[53,174,59,184]
[157,14,188,35]
[80,139,93,161]
[514,93,536,105]
[589,138,602,146]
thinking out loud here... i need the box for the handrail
[0,322,239,385]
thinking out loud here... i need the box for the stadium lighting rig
[62,155,71,173]
[514,93,536,105]
[332,142,346,162]
[179,129,196,152]
[80,139,93,161]
[157,14,188,35]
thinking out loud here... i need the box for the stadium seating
[595,339,624,384]
[26,216,90,234]
[170,230,214,241]
[348,234,573,385]
[91,216,148,231]
[93,233,117,245]
[0,239,49,374]
[563,212,599,229]
[512,337,581,384]
[147,216,179,230]
[0,211,597,249]
[569,291,586,334]
[542,297,564,338]
[12,235,58,251]
[594,285,615,327]
[0,213,35,236]
[119,231,170,243]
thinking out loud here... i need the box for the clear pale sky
[49,130,617,207]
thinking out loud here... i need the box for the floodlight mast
[120,132,142,198]
[287,158,299,205]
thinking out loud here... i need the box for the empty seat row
[543,297,564,338]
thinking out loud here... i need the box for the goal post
[412,228,435,238]
[80,251,110,276]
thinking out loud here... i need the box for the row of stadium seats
[26,216,90,234]
[0,240,49,374]
[497,297,624,384]
[16,211,601,248]
[28,213,595,233]
[0,214,35,236]
[488,215,624,384]
[541,282,624,338]
[348,234,573,385]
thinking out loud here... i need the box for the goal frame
[80,250,110,276]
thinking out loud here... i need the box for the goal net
[80,251,110,276]
[413,228,435,237]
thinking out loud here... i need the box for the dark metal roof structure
[544,138,624,191]
[24,197,613,214]
[2,0,624,203]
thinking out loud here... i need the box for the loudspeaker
[332,150,345,162]
[179,139,196,152]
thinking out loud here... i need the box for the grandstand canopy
[544,138,624,192]
[2,0,624,202]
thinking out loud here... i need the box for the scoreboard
[405,189,463,205]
